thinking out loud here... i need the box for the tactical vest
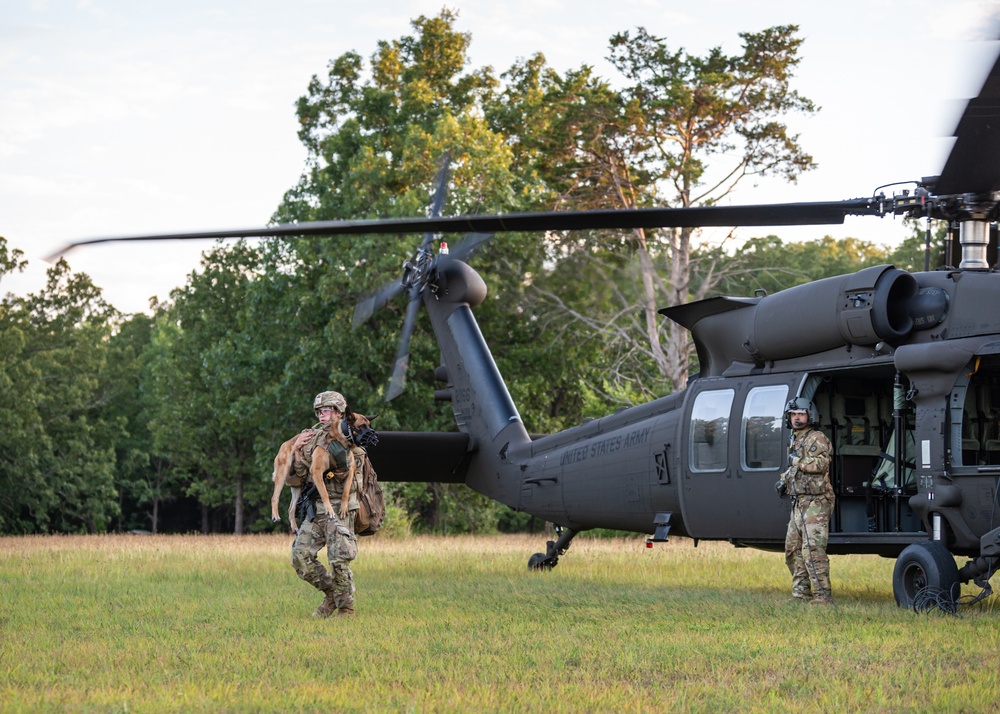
[787,427,834,498]
[293,423,360,511]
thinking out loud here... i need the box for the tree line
[0,11,940,535]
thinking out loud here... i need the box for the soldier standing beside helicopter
[776,398,835,605]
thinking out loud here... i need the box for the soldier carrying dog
[289,390,360,618]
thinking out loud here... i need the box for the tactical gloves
[775,480,787,499]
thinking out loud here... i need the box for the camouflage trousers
[784,494,834,600]
[290,502,358,610]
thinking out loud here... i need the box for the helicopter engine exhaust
[744,265,918,362]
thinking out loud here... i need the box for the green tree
[710,234,893,297]
[278,9,511,225]
[96,312,153,532]
[610,25,817,392]
[0,239,121,533]
[495,27,818,398]
[889,219,949,272]
[104,308,197,534]
[143,242,271,533]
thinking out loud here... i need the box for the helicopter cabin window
[690,389,734,472]
[741,385,788,471]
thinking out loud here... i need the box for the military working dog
[270,410,377,533]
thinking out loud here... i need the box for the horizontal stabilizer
[659,295,758,330]
[366,431,472,483]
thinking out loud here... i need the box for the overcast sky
[3,0,998,314]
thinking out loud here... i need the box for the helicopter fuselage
[370,256,1000,604]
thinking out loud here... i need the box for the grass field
[1,533,999,713]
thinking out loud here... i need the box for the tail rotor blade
[415,152,451,252]
[352,280,404,328]
[448,232,492,261]
[385,353,410,403]
[428,152,451,223]
[385,291,422,401]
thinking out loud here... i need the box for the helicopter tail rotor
[350,153,455,401]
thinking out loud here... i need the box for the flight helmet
[784,396,820,428]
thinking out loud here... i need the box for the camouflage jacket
[780,427,833,498]
[292,422,360,510]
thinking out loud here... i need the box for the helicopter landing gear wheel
[892,541,960,610]
[527,527,579,571]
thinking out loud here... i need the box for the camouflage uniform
[778,426,834,602]
[289,424,360,617]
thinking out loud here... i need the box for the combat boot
[810,595,833,606]
[335,606,355,617]
[312,591,337,618]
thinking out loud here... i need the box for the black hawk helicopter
[53,45,1000,611]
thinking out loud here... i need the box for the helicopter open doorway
[810,369,922,544]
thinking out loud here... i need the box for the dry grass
[1,533,999,712]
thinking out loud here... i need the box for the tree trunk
[428,482,442,530]
[234,468,244,535]
[667,226,693,390]
[635,229,670,380]
[151,461,162,535]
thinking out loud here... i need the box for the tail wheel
[892,541,960,609]
[528,553,555,571]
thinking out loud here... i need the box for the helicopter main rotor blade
[47,198,880,259]
[934,47,1000,196]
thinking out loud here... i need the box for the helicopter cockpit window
[690,389,735,472]
[741,385,788,471]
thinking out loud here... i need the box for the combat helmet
[313,390,347,417]
[784,396,820,428]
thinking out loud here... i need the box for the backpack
[354,452,385,536]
